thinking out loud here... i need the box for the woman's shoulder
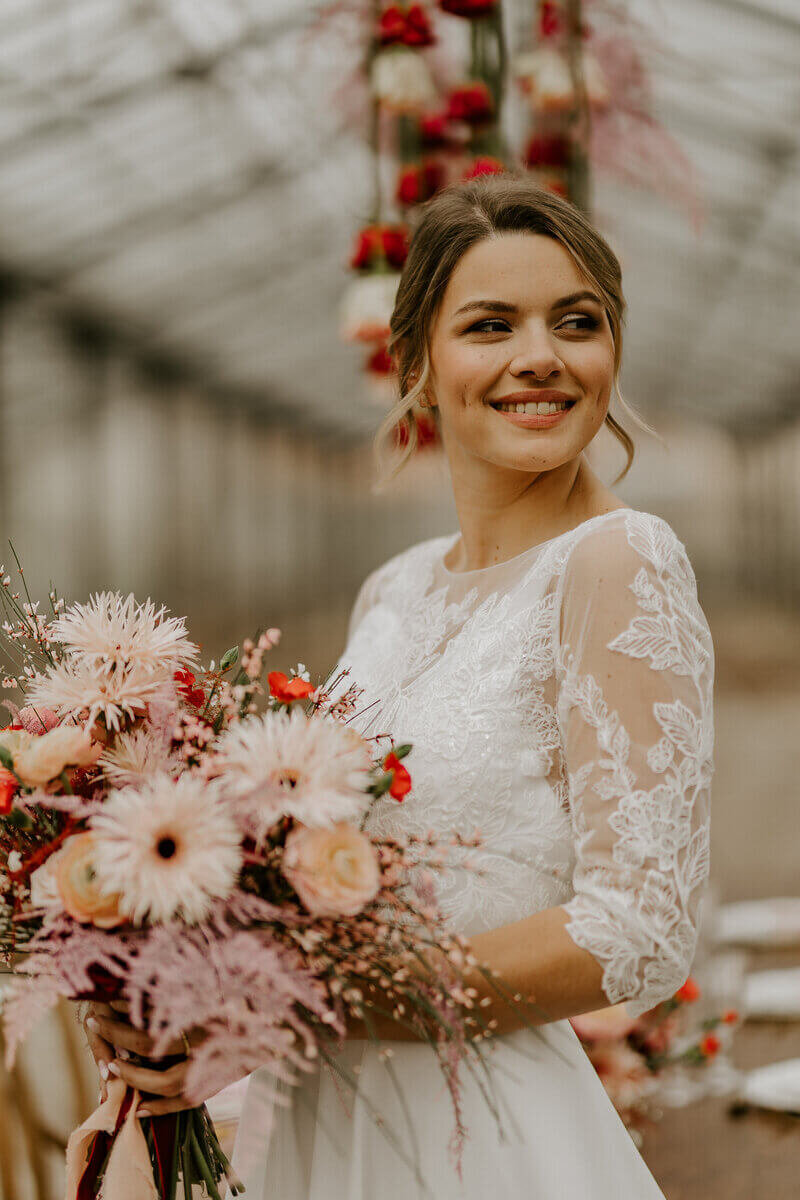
[348,533,454,632]
[559,507,695,581]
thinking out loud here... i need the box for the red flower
[379,4,435,47]
[722,1009,739,1025]
[0,768,17,814]
[439,0,498,16]
[446,81,494,124]
[539,0,562,39]
[350,224,410,271]
[395,159,446,206]
[268,672,315,704]
[463,156,505,180]
[419,110,450,146]
[393,410,439,449]
[366,344,396,375]
[699,1033,720,1058]
[674,976,701,1003]
[524,133,570,168]
[383,751,412,799]
[173,668,205,708]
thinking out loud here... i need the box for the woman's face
[426,232,616,475]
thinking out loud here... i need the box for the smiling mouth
[489,399,576,415]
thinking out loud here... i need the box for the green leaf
[370,773,393,798]
[0,745,14,771]
[220,646,239,671]
[392,743,412,760]
[6,809,32,830]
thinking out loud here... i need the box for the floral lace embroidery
[336,510,713,1016]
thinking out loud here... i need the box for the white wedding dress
[231,507,714,1199]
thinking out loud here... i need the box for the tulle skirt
[229,1018,666,1199]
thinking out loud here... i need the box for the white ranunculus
[371,47,437,114]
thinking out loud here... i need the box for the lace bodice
[334,508,714,1019]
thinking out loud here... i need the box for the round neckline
[438,507,634,578]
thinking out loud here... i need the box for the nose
[508,324,563,380]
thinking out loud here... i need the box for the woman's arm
[347,905,607,1042]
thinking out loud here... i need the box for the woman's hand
[85,1000,207,1117]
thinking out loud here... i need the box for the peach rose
[29,846,65,910]
[55,833,125,929]
[14,725,102,787]
[570,1002,638,1042]
[282,822,381,918]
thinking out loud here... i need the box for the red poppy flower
[350,224,410,271]
[395,159,446,206]
[524,133,570,168]
[268,672,315,704]
[439,0,498,16]
[721,1009,739,1025]
[699,1033,720,1058]
[404,4,435,45]
[675,976,701,1003]
[394,410,439,449]
[447,81,494,124]
[366,344,396,375]
[0,768,17,815]
[383,751,412,799]
[173,668,205,708]
[379,4,435,46]
[463,156,505,181]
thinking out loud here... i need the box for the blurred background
[0,0,798,1196]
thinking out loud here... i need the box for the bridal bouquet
[0,559,496,1199]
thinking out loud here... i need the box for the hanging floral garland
[334,0,699,451]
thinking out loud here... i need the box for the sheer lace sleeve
[554,512,714,1018]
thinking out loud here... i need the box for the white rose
[14,725,101,787]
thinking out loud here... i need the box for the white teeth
[536,401,550,414]
[516,403,525,413]
[524,402,537,414]
[493,399,572,413]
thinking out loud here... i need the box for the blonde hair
[374,172,658,485]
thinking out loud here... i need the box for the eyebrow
[453,291,602,317]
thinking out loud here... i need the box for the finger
[137,1097,198,1118]
[108,1059,187,1098]
[109,998,131,1015]
[89,1016,159,1057]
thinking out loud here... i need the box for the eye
[467,318,510,333]
[557,312,600,332]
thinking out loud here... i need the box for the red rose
[419,110,450,146]
[446,81,494,124]
[405,4,435,45]
[379,4,435,46]
[539,0,561,38]
[350,225,409,271]
[439,0,497,16]
[268,672,315,704]
[463,155,505,180]
[395,160,445,206]
[699,1033,720,1058]
[0,768,17,814]
[383,751,412,799]
[524,133,570,168]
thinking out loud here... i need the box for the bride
[89,175,714,1198]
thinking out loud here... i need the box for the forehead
[440,232,586,311]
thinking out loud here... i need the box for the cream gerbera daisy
[216,708,372,839]
[90,773,242,925]
[52,591,198,678]
[26,657,174,733]
[99,727,177,786]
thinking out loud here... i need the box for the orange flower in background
[722,1009,739,1024]
[0,768,17,814]
[55,833,126,929]
[383,751,412,799]
[699,1033,721,1058]
[675,976,701,1003]
[268,672,315,704]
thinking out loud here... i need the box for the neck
[443,445,608,572]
